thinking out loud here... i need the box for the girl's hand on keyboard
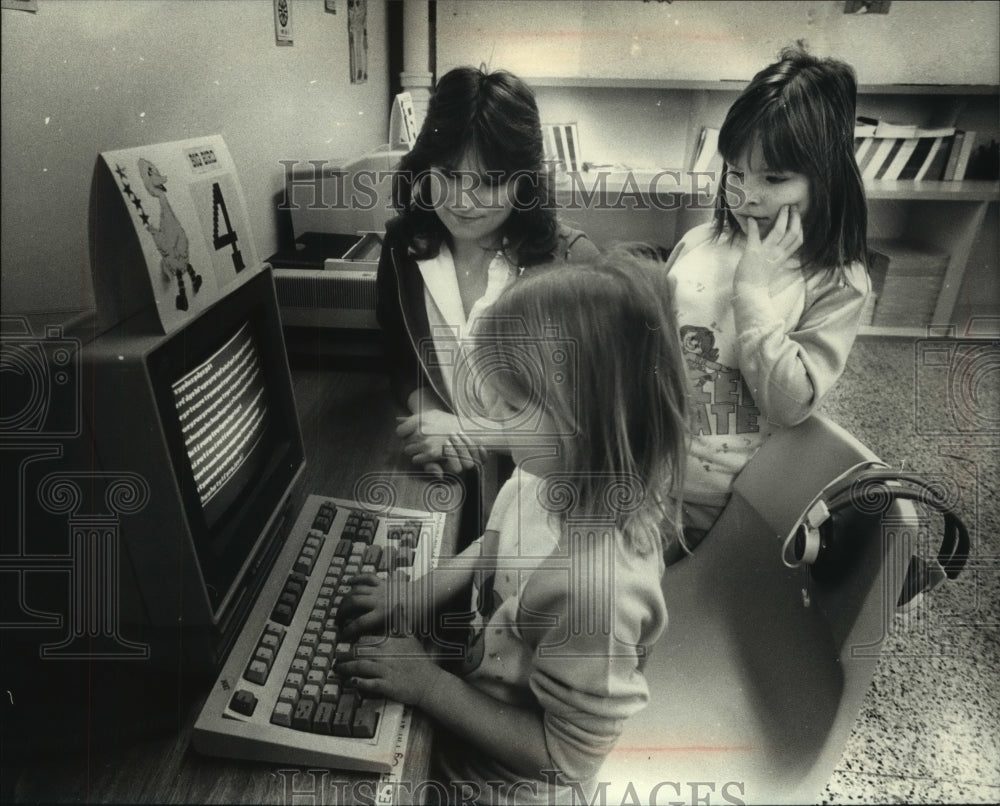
[336,635,440,707]
[338,573,392,639]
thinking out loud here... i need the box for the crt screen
[170,321,269,527]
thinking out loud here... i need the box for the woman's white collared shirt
[417,242,516,408]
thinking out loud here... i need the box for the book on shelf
[857,124,957,182]
[915,135,954,181]
[896,136,936,180]
[892,128,957,181]
[951,131,978,180]
[881,137,922,180]
[941,131,970,180]
[854,136,877,166]
[861,137,899,180]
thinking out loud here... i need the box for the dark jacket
[376,216,596,409]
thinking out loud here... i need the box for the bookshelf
[534,80,999,338]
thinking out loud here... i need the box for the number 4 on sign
[212,182,245,273]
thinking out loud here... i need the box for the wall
[437,0,1000,85]
[1,0,389,314]
[437,0,999,327]
[437,1,1000,172]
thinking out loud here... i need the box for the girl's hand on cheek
[735,205,804,291]
[335,635,441,706]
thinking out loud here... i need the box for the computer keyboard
[192,494,444,774]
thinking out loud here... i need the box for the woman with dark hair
[376,66,598,490]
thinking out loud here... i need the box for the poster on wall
[348,0,368,83]
[274,0,293,45]
[1,0,38,11]
[89,135,260,335]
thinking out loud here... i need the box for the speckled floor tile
[821,770,1000,804]
[817,337,1000,804]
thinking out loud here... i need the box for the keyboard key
[321,682,341,703]
[332,690,358,736]
[379,546,397,573]
[272,602,294,626]
[230,689,258,717]
[286,573,307,596]
[314,502,337,531]
[260,629,283,651]
[271,701,293,727]
[313,700,336,734]
[278,686,299,705]
[300,683,322,704]
[362,545,383,568]
[292,699,316,731]
[352,698,382,738]
[244,659,269,685]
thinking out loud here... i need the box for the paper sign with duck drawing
[91,135,259,334]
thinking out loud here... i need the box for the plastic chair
[602,415,919,805]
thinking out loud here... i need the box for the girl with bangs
[663,43,871,558]
[376,66,598,518]
[339,253,688,803]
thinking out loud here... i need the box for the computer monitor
[1,268,304,704]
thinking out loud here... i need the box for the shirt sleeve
[515,538,667,783]
[732,262,870,427]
